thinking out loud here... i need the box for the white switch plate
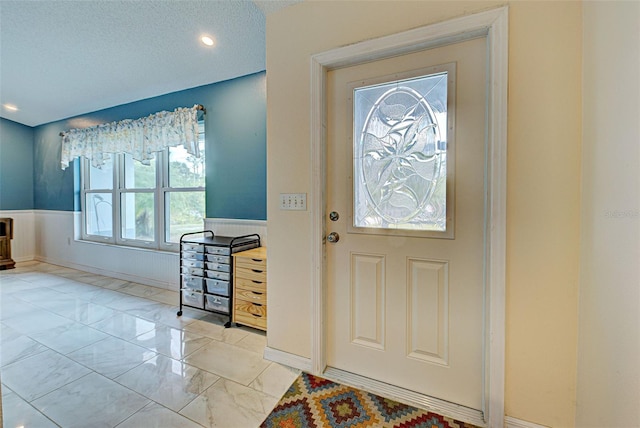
[280,193,307,210]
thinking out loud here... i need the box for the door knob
[327,232,340,243]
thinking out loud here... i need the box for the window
[81,122,205,250]
[351,64,455,237]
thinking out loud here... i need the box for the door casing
[308,6,508,428]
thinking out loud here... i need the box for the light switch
[280,193,307,210]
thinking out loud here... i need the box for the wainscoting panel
[204,218,267,246]
[34,210,179,290]
[0,210,36,262]
[6,213,266,290]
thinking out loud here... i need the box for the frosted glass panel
[354,72,448,231]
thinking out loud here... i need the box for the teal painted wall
[0,118,34,210]
[33,72,266,219]
[205,72,266,220]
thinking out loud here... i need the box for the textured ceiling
[0,0,301,127]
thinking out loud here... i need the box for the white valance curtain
[60,104,203,169]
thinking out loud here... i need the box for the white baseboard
[34,255,173,290]
[263,346,312,372]
[505,416,549,428]
[33,210,179,290]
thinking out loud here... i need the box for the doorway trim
[309,6,508,428]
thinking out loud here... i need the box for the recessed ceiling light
[200,35,214,47]
[3,104,18,112]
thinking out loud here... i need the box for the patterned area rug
[260,372,481,428]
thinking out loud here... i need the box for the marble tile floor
[0,262,300,428]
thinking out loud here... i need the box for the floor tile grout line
[7,356,95,405]
[175,375,225,423]
[3,261,294,428]
[1,383,64,428]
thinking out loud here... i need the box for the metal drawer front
[206,262,230,273]
[206,270,230,281]
[182,243,203,252]
[182,259,205,269]
[206,254,230,264]
[183,267,204,277]
[205,294,230,313]
[182,290,203,307]
[205,246,230,256]
[183,251,205,261]
[205,278,230,297]
[182,275,204,292]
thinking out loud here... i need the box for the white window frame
[80,124,205,252]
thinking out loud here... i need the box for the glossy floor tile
[184,340,271,386]
[116,402,203,428]
[0,323,48,367]
[0,262,300,427]
[2,349,92,401]
[1,386,58,428]
[32,372,150,428]
[67,336,157,379]
[128,324,213,360]
[179,379,280,428]
[89,310,158,340]
[115,354,220,411]
[30,321,110,355]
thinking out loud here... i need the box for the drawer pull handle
[252,303,263,307]
[251,314,262,318]
[251,280,264,284]
[251,269,264,273]
[251,291,263,295]
[251,258,264,262]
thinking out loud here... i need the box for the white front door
[326,36,487,411]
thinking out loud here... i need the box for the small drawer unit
[182,289,204,307]
[182,275,204,292]
[205,278,230,297]
[178,231,260,327]
[232,247,267,331]
[205,294,230,313]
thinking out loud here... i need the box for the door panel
[350,252,385,350]
[407,258,448,365]
[326,37,487,410]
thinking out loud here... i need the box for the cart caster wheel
[177,311,183,316]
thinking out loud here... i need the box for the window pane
[88,154,113,190]
[165,191,205,243]
[124,154,155,189]
[121,192,155,241]
[85,193,113,237]
[353,72,448,231]
[169,141,205,188]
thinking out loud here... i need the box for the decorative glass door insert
[352,65,455,235]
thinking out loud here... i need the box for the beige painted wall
[576,2,640,426]
[266,1,582,426]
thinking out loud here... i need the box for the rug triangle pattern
[261,373,481,428]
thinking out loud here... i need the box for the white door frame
[309,7,508,427]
